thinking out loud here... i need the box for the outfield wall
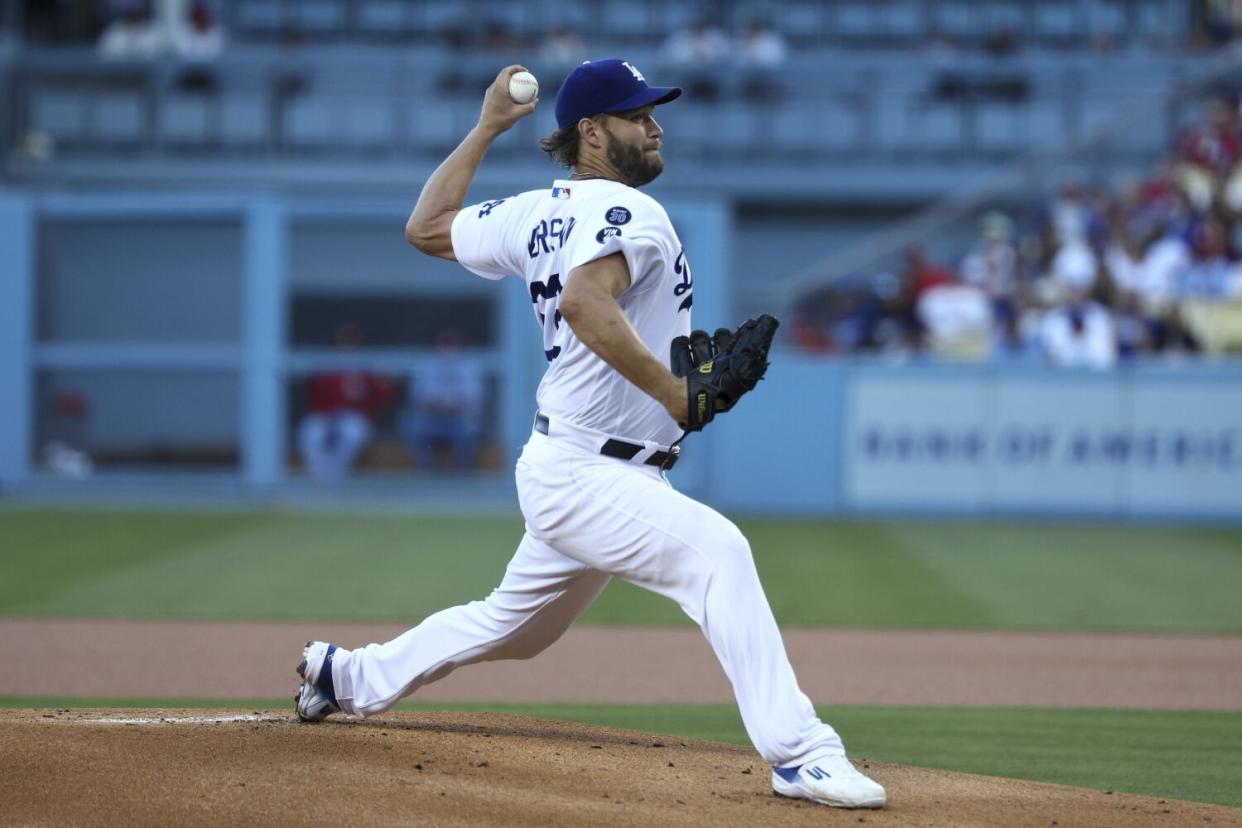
[704,360,1242,521]
[1,191,1239,522]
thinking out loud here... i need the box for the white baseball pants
[330,425,845,766]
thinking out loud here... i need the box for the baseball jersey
[450,178,692,446]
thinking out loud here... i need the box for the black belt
[534,413,679,471]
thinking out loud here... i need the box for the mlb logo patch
[551,186,572,199]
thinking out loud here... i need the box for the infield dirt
[3,709,1239,827]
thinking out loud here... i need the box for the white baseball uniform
[328,177,845,766]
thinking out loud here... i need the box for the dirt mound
[1,709,1237,827]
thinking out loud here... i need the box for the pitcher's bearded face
[601,110,664,187]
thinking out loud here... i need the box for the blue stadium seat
[836,2,884,40]
[901,102,964,155]
[777,2,828,42]
[285,96,335,146]
[357,1,407,34]
[1084,0,1128,40]
[31,91,87,142]
[1024,101,1066,150]
[339,99,395,148]
[408,101,477,153]
[1135,0,1187,40]
[219,96,267,146]
[233,0,284,33]
[930,1,977,39]
[976,1,1025,35]
[159,96,211,144]
[975,101,1024,153]
[885,0,926,37]
[1033,0,1082,41]
[600,1,654,38]
[294,1,347,33]
[93,93,145,143]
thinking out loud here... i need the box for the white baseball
[508,71,539,104]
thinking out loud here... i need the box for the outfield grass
[3,508,1241,631]
[4,697,1237,808]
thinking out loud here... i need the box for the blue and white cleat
[772,753,886,809]
[295,640,342,722]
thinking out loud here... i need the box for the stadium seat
[159,96,212,145]
[285,96,335,148]
[975,102,1023,154]
[294,1,347,34]
[1033,0,1081,43]
[357,1,407,34]
[30,91,87,143]
[93,93,145,144]
[219,96,267,147]
[232,0,284,34]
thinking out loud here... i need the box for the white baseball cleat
[772,753,887,809]
[295,640,342,722]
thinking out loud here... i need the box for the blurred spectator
[917,281,993,360]
[42,390,93,479]
[539,25,587,63]
[479,19,528,52]
[960,211,1019,300]
[1173,97,1241,212]
[1047,182,1105,247]
[400,330,485,471]
[1049,237,1099,294]
[892,246,955,347]
[98,1,169,59]
[991,302,1041,363]
[663,20,730,100]
[1180,219,1242,299]
[297,324,397,480]
[1196,0,1242,46]
[171,0,226,61]
[790,311,831,353]
[664,19,731,61]
[736,19,788,101]
[904,247,956,298]
[737,19,788,67]
[1039,299,1117,370]
[1138,231,1190,315]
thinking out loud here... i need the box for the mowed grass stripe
[2,509,1242,631]
[891,522,1242,632]
[3,697,1239,808]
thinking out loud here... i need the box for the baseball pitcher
[295,59,885,810]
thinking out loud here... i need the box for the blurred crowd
[793,94,1242,366]
[19,0,1242,54]
[24,0,227,60]
[295,325,487,480]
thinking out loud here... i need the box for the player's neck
[569,161,628,186]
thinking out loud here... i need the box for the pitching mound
[1,709,1236,827]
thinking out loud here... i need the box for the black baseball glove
[670,314,780,432]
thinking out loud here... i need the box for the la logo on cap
[623,61,645,82]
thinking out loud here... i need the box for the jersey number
[530,273,564,361]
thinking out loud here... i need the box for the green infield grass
[3,697,1238,808]
[3,508,1242,631]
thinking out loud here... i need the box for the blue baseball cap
[555,59,682,130]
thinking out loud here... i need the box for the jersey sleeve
[449,196,523,280]
[562,195,676,293]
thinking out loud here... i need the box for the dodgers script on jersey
[450,178,692,447]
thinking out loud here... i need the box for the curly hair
[538,116,603,168]
[538,124,580,168]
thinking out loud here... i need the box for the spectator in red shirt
[297,324,396,480]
